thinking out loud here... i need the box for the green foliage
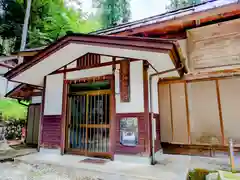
[0,0,103,51]
[0,0,103,121]
[0,0,25,54]
[96,0,131,28]
[28,0,102,47]
[0,98,27,121]
[166,0,202,11]
[188,169,240,180]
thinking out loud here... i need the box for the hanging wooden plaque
[120,60,130,102]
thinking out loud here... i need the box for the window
[120,117,138,146]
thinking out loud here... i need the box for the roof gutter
[17,99,29,107]
[148,63,184,165]
[0,63,14,69]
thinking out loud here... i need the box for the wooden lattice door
[66,90,111,158]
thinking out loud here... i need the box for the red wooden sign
[120,60,130,102]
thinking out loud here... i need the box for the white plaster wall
[67,55,114,69]
[218,78,240,146]
[116,61,144,113]
[148,68,159,114]
[0,66,8,74]
[148,53,179,78]
[32,96,42,104]
[0,77,18,97]
[67,61,144,113]
[0,76,7,97]
[67,66,112,80]
[67,61,76,69]
[7,81,18,93]
[101,55,112,63]
[44,74,63,115]
[115,64,120,96]
[0,67,16,97]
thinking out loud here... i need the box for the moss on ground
[188,168,214,180]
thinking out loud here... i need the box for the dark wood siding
[26,104,40,145]
[152,113,160,152]
[41,115,61,148]
[76,53,100,68]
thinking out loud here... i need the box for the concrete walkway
[15,153,186,180]
[0,148,37,162]
[14,151,240,180]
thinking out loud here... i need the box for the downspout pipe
[18,99,29,107]
[149,63,184,165]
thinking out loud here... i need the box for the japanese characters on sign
[120,60,130,102]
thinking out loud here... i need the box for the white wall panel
[148,68,159,114]
[32,96,42,104]
[159,84,172,143]
[0,76,7,97]
[67,66,112,80]
[219,78,240,146]
[101,56,112,63]
[171,83,188,144]
[44,74,63,115]
[188,81,221,145]
[116,61,144,113]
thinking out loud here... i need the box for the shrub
[4,119,25,140]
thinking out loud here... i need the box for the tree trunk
[19,0,32,64]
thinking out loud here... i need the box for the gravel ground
[0,162,104,180]
[0,161,147,180]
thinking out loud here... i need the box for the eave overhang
[5,83,42,100]
[4,34,187,85]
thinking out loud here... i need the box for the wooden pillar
[110,57,116,160]
[37,76,46,151]
[184,82,191,144]
[143,60,151,156]
[215,79,225,145]
[169,84,174,142]
[61,67,67,155]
